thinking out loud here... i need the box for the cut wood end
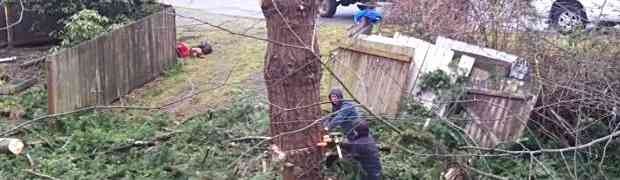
[9,139,24,155]
[1,138,25,155]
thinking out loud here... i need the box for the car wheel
[319,0,338,18]
[550,1,587,34]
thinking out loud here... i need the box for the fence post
[4,5,13,48]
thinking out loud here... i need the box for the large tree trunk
[261,0,323,179]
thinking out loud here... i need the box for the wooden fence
[47,7,177,114]
[0,6,6,46]
[330,36,414,115]
[436,36,539,148]
[463,79,538,147]
[330,34,539,147]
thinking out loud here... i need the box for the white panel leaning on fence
[387,33,476,117]
[330,34,476,116]
[340,34,536,148]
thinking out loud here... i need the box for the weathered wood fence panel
[437,36,539,148]
[331,34,539,148]
[463,79,536,147]
[0,7,7,46]
[47,7,176,114]
[330,37,414,115]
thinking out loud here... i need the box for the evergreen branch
[22,169,60,180]
[461,129,620,155]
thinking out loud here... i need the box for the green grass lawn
[131,12,348,120]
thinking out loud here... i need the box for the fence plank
[149,14,159,78]
[159,11,168,71]
[136,23,146,86]
[0,6,7,47]
[46,56,59,114]
[78,41,98,106]
[141,22,150,84]
[95,36,107,105]
[168,9,175,68]
[57,50,70,111]
[107,29,121,103]
[61,48,81,111]
[167,9,177,68]
[101,33,115,104]
[158,12,166,72]
[121,25,131,93]
[144,16,155,81]
[166,11,174,69]
[127,23,137,92]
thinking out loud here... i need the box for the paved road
[159,0,386,25]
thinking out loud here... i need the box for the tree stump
[0,138,25,155]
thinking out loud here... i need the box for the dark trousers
[361,172,381,180]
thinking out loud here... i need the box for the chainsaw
[317,129,345,162]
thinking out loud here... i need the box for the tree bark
[0,138,24,155]
[261,0,323,179]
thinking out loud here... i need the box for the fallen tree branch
[0,78,36,95]
[227,107,368,169]
[229,136,272,143]
[23,169,59,180]
[464,164,509,180]
[65,130,183,163]
[1,69,233,137]
[20,56,46,68]
[0,106,158,137]
[461,128,620,155]
[107,131,182,153]
[26,153,36,169]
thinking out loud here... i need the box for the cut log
[20,57,46,68]
[0,138,25,155]
[0,78,37,95]
[0,56,17,63]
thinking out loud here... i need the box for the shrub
[419,69,453,92]
[58,9,110,47]
[23,0,160,24]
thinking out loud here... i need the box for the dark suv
[319,0,370,17]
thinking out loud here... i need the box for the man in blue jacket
[346,120,382,180]
[324,89,382,180]
[325,89,359,140]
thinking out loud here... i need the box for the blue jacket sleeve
[354,11,364,23]
[354,10,383,24]
[327,103,356,132]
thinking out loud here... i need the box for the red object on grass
[176,42,190,58]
